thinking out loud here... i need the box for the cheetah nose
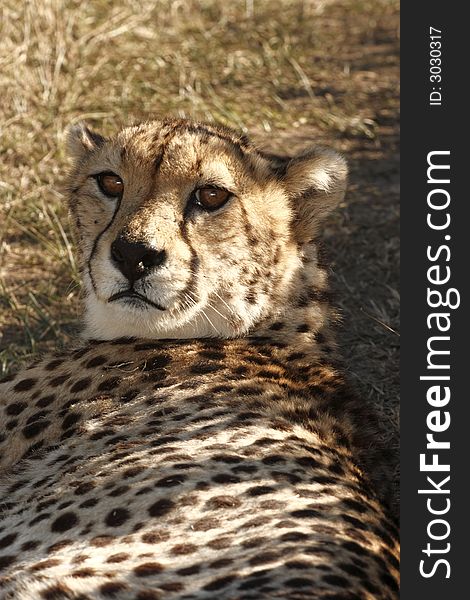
[110,236,167,282]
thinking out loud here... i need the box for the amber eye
[194,187,231,211]
[96,172,124,198]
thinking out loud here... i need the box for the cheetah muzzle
[0,118,399,599]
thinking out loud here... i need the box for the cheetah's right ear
[66,122,106,162]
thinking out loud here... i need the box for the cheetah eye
[193,187,231,211]
[95,172,124,198]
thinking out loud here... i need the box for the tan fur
[0,119,398,599]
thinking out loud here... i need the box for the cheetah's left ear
[65,122,106,163]
[280,147,348,242]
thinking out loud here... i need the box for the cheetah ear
[280,147,348,242]
[66,122,106,162]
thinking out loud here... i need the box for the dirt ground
[252,8,400,496]
[0,0,399,495]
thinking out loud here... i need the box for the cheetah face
[66,119,347,340]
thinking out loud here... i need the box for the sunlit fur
[0,120,400,600]
[66,118,347,341]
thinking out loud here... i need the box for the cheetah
[0,118,399,599]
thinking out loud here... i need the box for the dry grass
[0,0,399,472]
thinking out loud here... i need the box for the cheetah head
[66,118,347,340]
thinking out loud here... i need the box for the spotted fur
[0,118,398,599]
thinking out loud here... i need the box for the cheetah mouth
[108,290,166,311]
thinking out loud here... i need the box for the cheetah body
[0,119,399,599]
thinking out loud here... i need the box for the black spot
[99,582,128,597]
[6,401,27,416]
[105,508,130,527]
[198,350,226,360]
[290,509,321,519]
[296,324,310,333]
[212,473,241,484]
[70,378,92,393]
[72,347,90,359]
[241,536,268,548]
[148,498,175,517]
[135,486,153,497]
[249,551,279,566]
[210,384,232,394]
[36,394,56,408]
[315,475,336,486]
[232,464,258,474]
[90,535,115,547]
[108,485,130,497]
[280,531,309,542]
[363,579,381,595]
[245,291,257,305]
[26,410,49,425]
[262,454,286,465]
[236,411,261,421]
[89,429,115,441]
[149,436,179,448]
[85,355,107,368]
[0,554,16,571]
[203,575,236,591]
[160,582,184,592]
[105,435,128,447]
[123,466,145,479]
[39,584,74,599]
[246,485,275,497]
[62,412,81,431]
[51,512,79,533]
[49,374,70,387]
[120,389,139,403]
[23,420,50,439]
[106,552,130,563]
[206,495,242,509]
[190,363,222,375]
[296,456,321,469]
[286,560,310,570]
[269,321,285,331]
[380,572,399,592]
[97,377,121,392]
[342,514,368,531]
[238,576,271,590]
[48,540,72,553]
[71,568,95,578]
[207,558,233,569]
[79,498,99,508]
[285,577,313,588]
[287,352,306,361]
[141,530,170,544]
[154,474,187,487]
[135,592,161,600]
[141,354,171,371]
[0,533,17,549]
[237,386,263,396]
[371,524,395,547]
[21,540,40,551]
[338,562,367,578]
[134,562,165,576]
[14,378,37,392]
[177,564,201,576]
[212,454,241,464]
[322,574,349,587]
